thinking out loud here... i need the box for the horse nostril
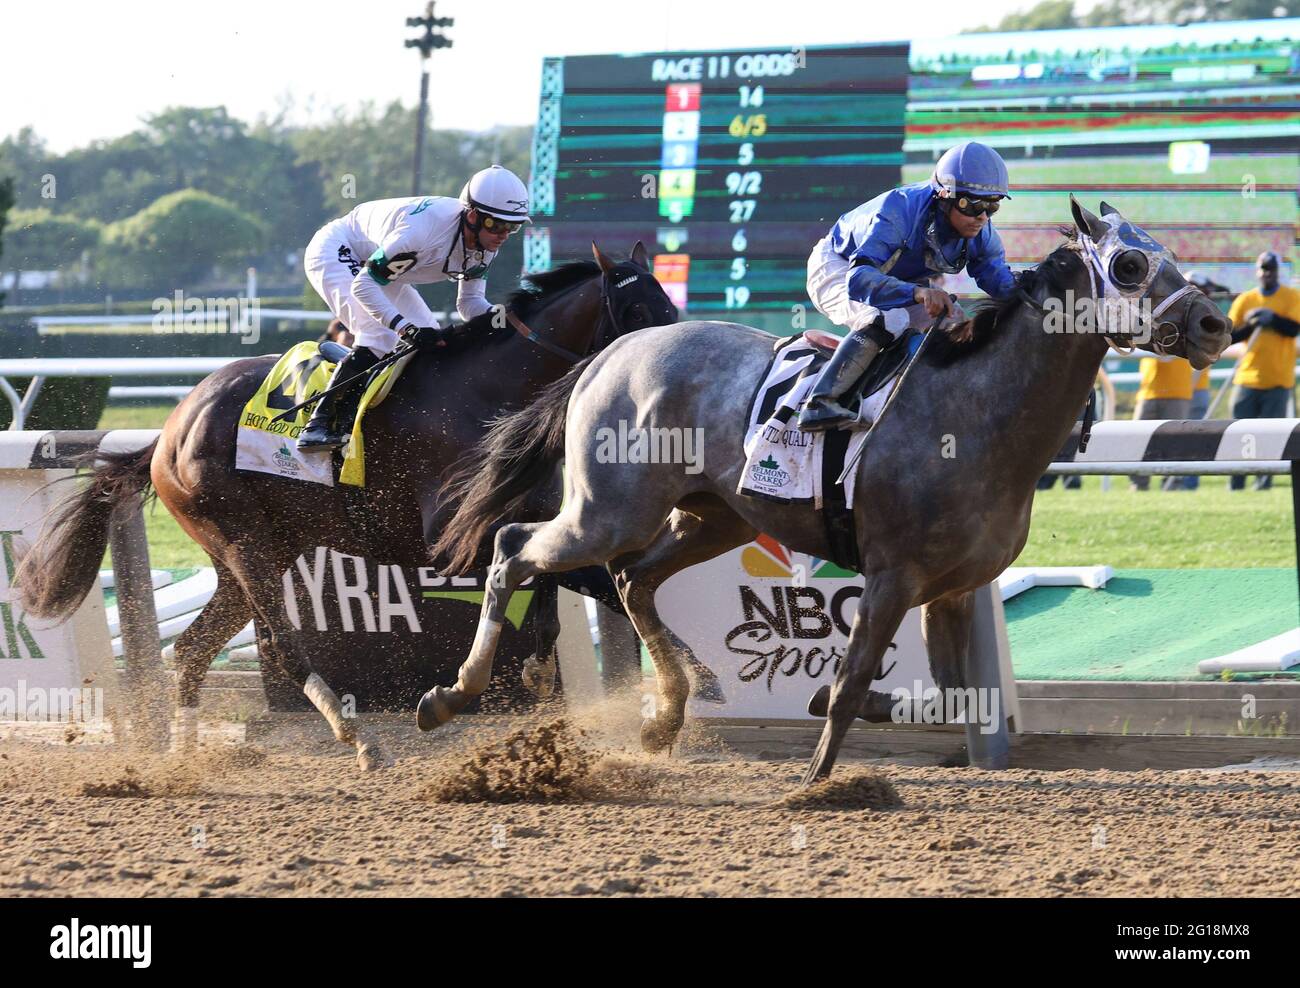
[1200,313,1229,338]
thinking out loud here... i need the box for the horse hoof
[690,677,726,705]
[416,687,456,731]
[521,656,555,698]
[639,717,676,754]
[356,743,391,772]
[807,685,831,718]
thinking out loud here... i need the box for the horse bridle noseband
[505,269,632,364]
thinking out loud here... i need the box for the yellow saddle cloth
[236,340,413,487]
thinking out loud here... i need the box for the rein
[504,271,626,364]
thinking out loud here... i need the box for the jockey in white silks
[799,141,1018,431]
[297,164,530,451]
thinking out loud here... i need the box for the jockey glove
[401,324,452,350]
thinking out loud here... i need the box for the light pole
[406,2,453,196]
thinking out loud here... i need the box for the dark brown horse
[17,244,679,768]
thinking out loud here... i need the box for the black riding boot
[796,322,887,432]
[296,346,381,451]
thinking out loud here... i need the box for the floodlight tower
[406,2,454,195]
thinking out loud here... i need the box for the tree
[967,0,1291,32]
[98,189,265,289]
[2,208,100,305]
[0,128,50,212]
[967,0,1077,31]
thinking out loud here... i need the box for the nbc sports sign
[657,535,939,721]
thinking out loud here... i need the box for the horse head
[1068,196,1230,368]
[591,241,680,339]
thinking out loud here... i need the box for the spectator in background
[1168,272,1226,490]
[319,318,354,349]
[1226,252,1300,491]
[1129,351,1191,491]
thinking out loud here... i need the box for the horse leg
[921,591,974,694]
[610,500,756,753]
[804,576,913,784]
[521,575,560,699]
[418,502,668,730]
[168,561,251,748]
[229,549,392,771]
[924,589,1009,768]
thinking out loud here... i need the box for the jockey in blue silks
[799,141,1018,431]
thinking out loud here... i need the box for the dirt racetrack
[3,704,1299,898]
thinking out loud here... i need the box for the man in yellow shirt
[1130,354,1191,491]
[1168,272,1225,490]
[1226,252,1300,491]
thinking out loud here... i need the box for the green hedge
[0,377,111,430]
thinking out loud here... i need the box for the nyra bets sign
[657,535,935,720]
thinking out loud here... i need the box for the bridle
[1015,213,1202,451]
[1076,215,1201,353]
[504,268,637,364]
[1016,220,1201,354]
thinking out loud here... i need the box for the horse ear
[1070,195,1108,241]
[630,240,650,270]
[592,241,616,274]
[1099,200,1120,217]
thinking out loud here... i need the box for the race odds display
[528,20,1300,317]
[527,45,908,313]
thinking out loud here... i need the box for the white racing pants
[304,220,439,356]
[806,234,930,338]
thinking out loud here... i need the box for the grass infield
[99,403,1296,572]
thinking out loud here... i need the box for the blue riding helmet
[930,141,1011,200]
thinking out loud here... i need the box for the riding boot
[296,346,381,451]
[796,323,887,432]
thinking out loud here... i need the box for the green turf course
[1004,568,1298,681]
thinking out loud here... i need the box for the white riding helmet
[459,165,531,223]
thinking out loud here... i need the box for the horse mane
[921,227,1082,368]
[433,260,602,351]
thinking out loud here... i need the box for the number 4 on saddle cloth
[234,340,415,488]
[738,329,925,508]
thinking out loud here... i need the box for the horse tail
[434,357,591,574]
[16,440,158,621]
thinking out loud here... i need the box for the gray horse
[428,198,1231,783]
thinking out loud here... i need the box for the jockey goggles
[479,214,523,234]
[951,194,1002,218]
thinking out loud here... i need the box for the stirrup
[797,397,858,432]
[296,425,346,452]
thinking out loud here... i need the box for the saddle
[789,328,920,421]
[318,339,394,396]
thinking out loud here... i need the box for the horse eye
[1113,250,1148,286]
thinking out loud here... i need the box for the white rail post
[108,505,172,750]
[965,582,1012,769]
